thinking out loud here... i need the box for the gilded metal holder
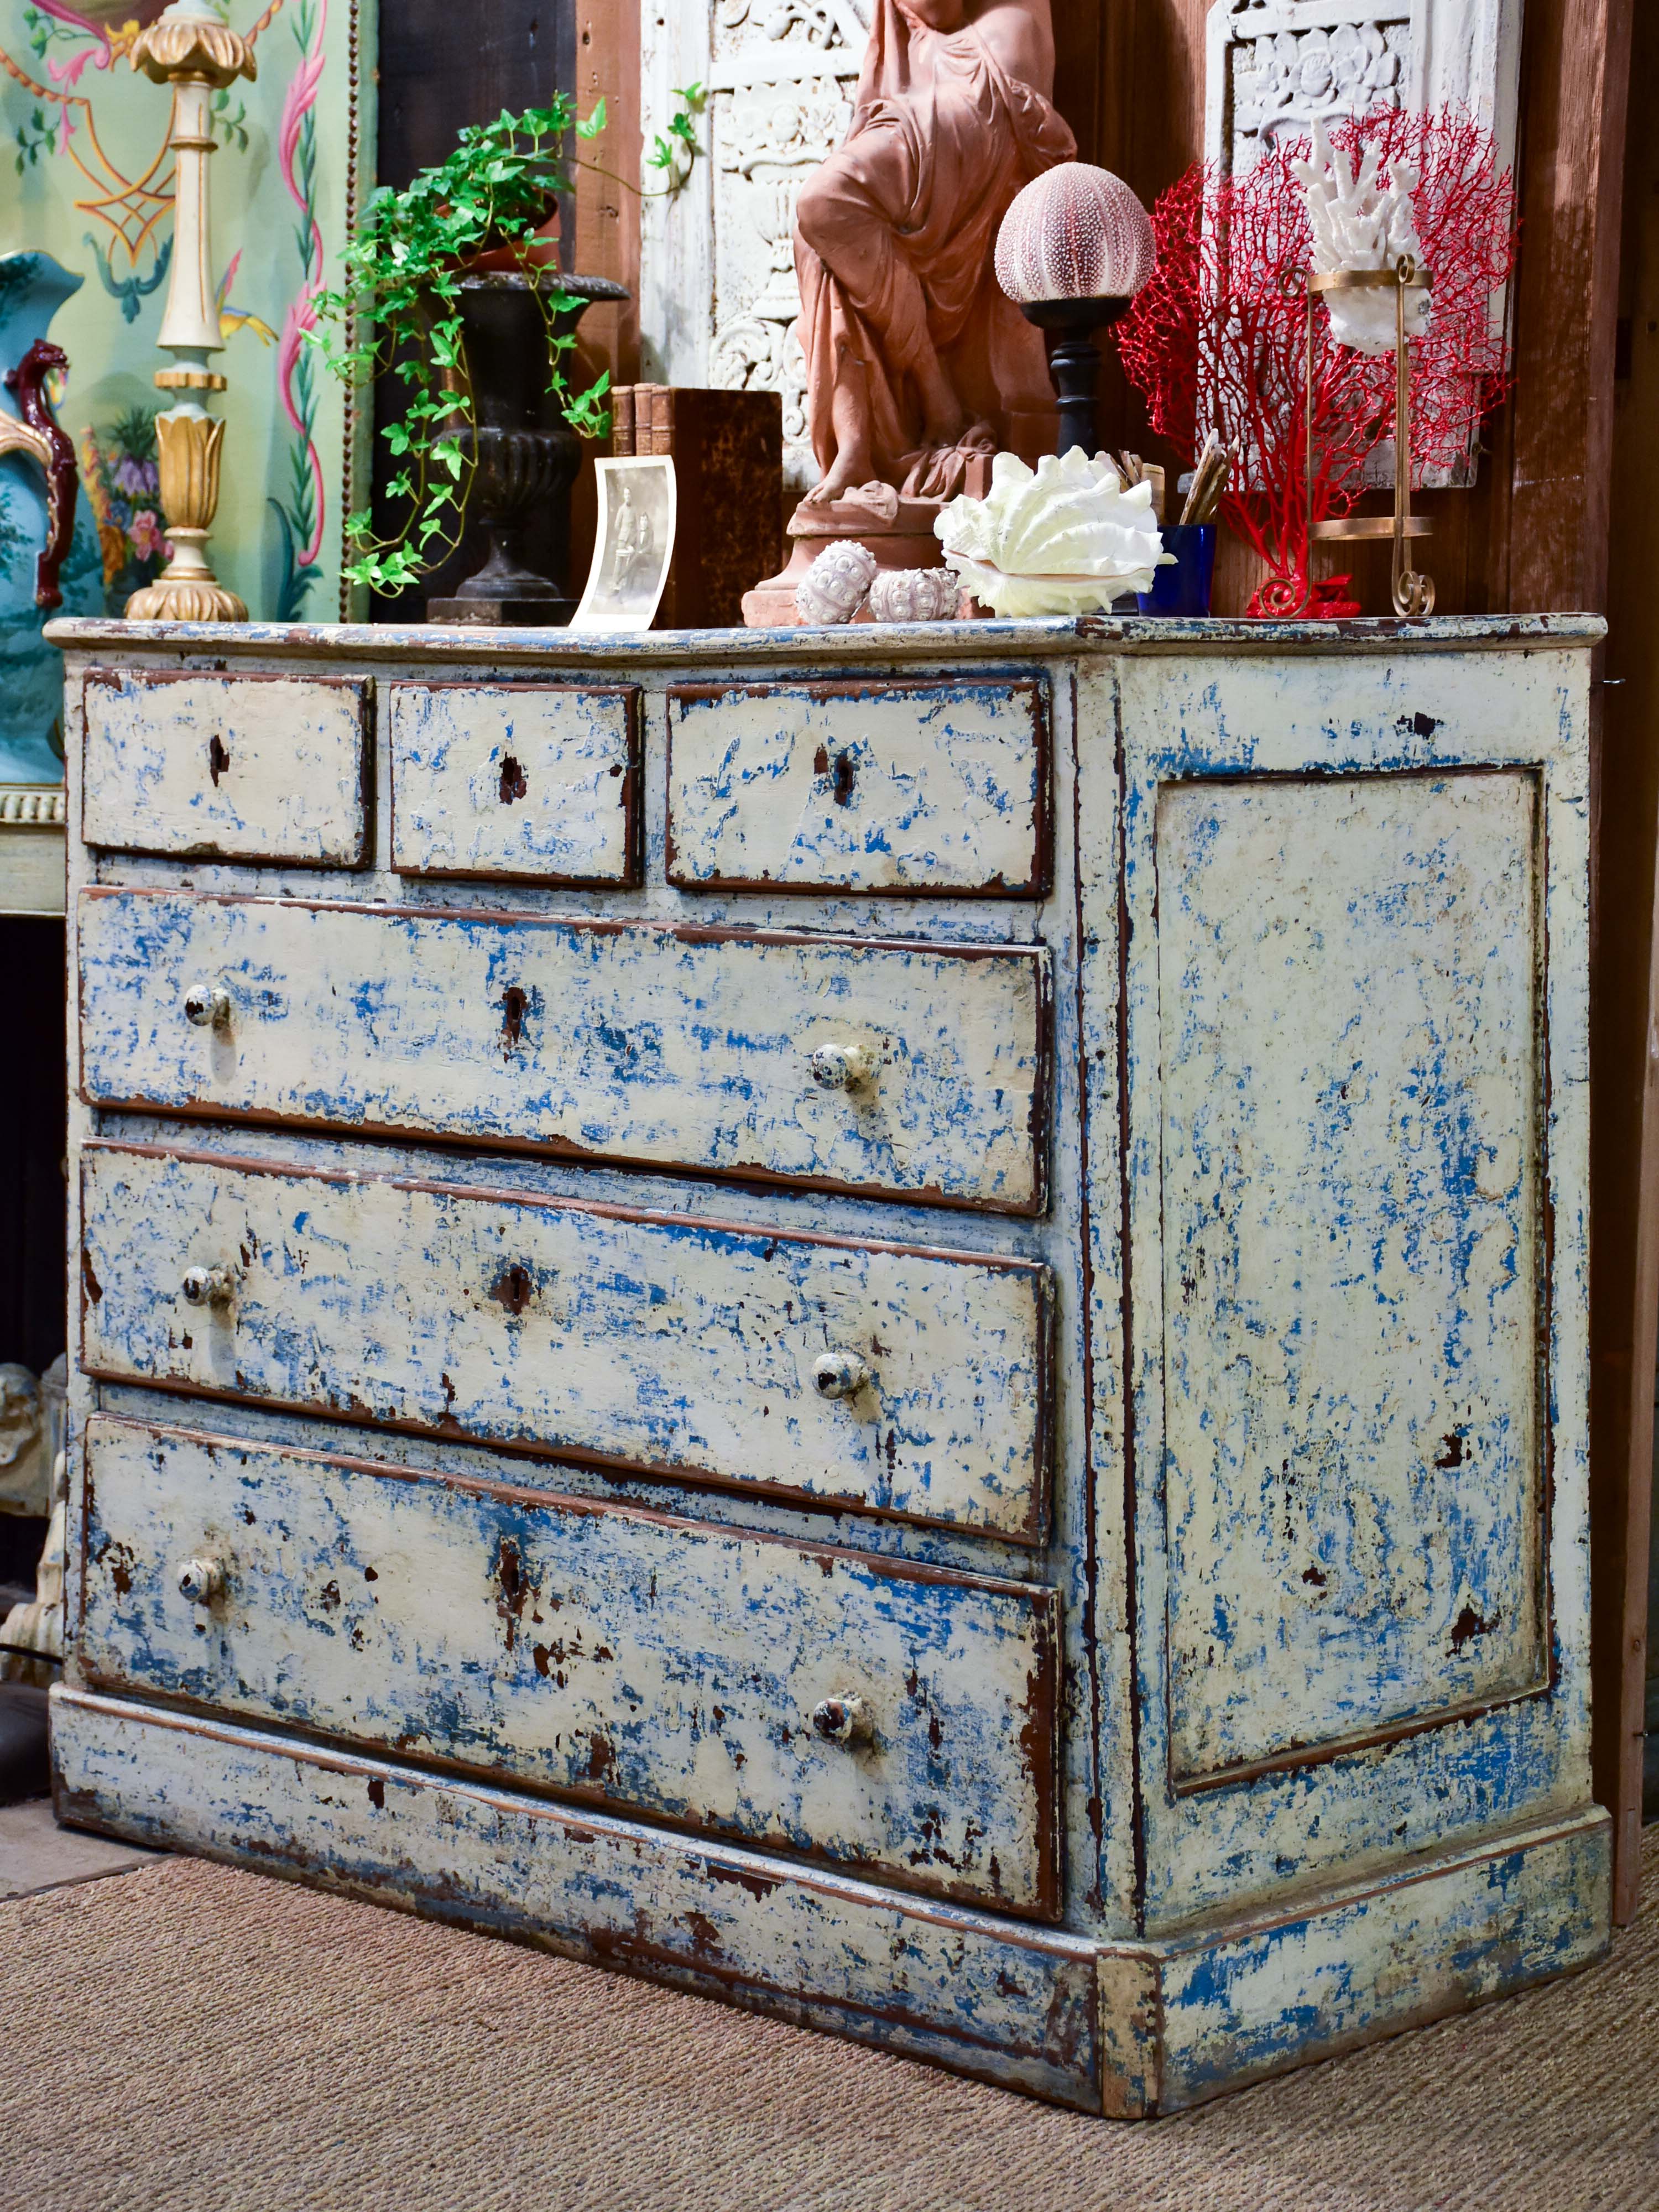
[1289,258,1436,619]
[123,1,256,624]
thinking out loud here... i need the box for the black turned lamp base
[1020,295,1131,459]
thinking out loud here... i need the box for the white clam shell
[933,450,1172,619]
[794,540,879,625]
[865,568,962,623]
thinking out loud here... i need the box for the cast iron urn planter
[426,270,628,627]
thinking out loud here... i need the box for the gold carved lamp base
[123,2,255,625]
[126,405,246,622]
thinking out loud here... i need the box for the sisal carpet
[4,1829,1655,2212]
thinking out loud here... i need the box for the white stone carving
[641,2,870,495]
[1206,2,1524,180]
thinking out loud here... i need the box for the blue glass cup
[1137,523,1217,617]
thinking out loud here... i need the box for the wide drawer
[81,670,371,865]
[80,1142,1055,1542]
[666,676,1050,896]
[79,1417,1063,1916]
[389,680,641,885]
[77,890,1051,1213]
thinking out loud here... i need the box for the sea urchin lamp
[995,163,1157,458]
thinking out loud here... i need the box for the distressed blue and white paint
[80,1140,1053,1540]
[80,670,370,864]
[1158,771,1545,1781]
[389,681,639,885]
[666,677,1047,894]
[76,888,1050,1211]
[47,611,1607,2114]
[79,1416,1061,1913]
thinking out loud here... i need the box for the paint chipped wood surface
[80,670,370,865]
[1159,771,1547,1783]
[79,1141,1055,1540]
[52,1685,1104,2108]
[1112,645,1594,1929]
[79,1417,1062,1913]
[389,681,641,885]
[50,1686,1610,2117]
[75,890,1051,1212]
[665,677,1049,896]
[52,615,1607,2113]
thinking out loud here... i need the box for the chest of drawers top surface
[51,611,1610,2117]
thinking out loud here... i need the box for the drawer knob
[812,1351,872,1401]
[807,1041,877,1093]
[176,1556,225,1605]
[811,1695,873,1747]
[183,982,232,1030]
[181,1264,235,1308]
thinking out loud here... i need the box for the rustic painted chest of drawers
[46,611,1610,2115]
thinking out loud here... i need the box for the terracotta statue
[794,0,1074,505]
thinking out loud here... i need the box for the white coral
[933,450,1170,619]
[1293,122,1430,356]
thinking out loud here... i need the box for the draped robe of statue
[793,0,1074,504]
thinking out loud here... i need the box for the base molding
[50,1688,1612,2116]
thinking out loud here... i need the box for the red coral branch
[1115,108,1517,612]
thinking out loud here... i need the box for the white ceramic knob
[181,1265,234,1308]
[811,1694,873,1747]
[812,1352,872,1401]
[183,982,232,1029]
[807,1042,877,1092]
[176,1556,225,1605]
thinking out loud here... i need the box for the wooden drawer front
[77,891,1051,1213]
[80,1418,1062,1916]
[81,1144,1054,1542]
[666,677,1048,896]
[389,681,640,885]
[81,671,371,865]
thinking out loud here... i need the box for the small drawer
[81,669,371,865]
[389,680,641,885]
[78,890,1052,1214]
[80,1417,1063,1916]
[666,676,1050,896]
[81,1142,1055,1542]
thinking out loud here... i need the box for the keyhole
[207,734,230,786]
[490,1263,534,1317]
[500,985,528,1055]
[831,751,856,806]
[499,754,527,805]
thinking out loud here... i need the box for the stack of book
[609,385,783,628]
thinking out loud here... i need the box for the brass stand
[1287,258,1435,619]
[123,2,255,624]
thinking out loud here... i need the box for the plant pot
[1136,523,1217,618]
[426,269,628,627]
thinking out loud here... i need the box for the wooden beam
[1591,0,1657,1921]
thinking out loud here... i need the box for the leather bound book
[610,385,637,457]
[638,387,782,628]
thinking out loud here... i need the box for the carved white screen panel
[1157,769,1547,1786]
[640,2,870,493]
[1204,1,1524,175]
[1203,0,1525,487]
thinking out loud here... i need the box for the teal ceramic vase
[0,252,102,788]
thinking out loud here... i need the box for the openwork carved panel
[1206,2,1523,178]
[642,2,871,491]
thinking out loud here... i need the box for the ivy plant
[310,87,703,597]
